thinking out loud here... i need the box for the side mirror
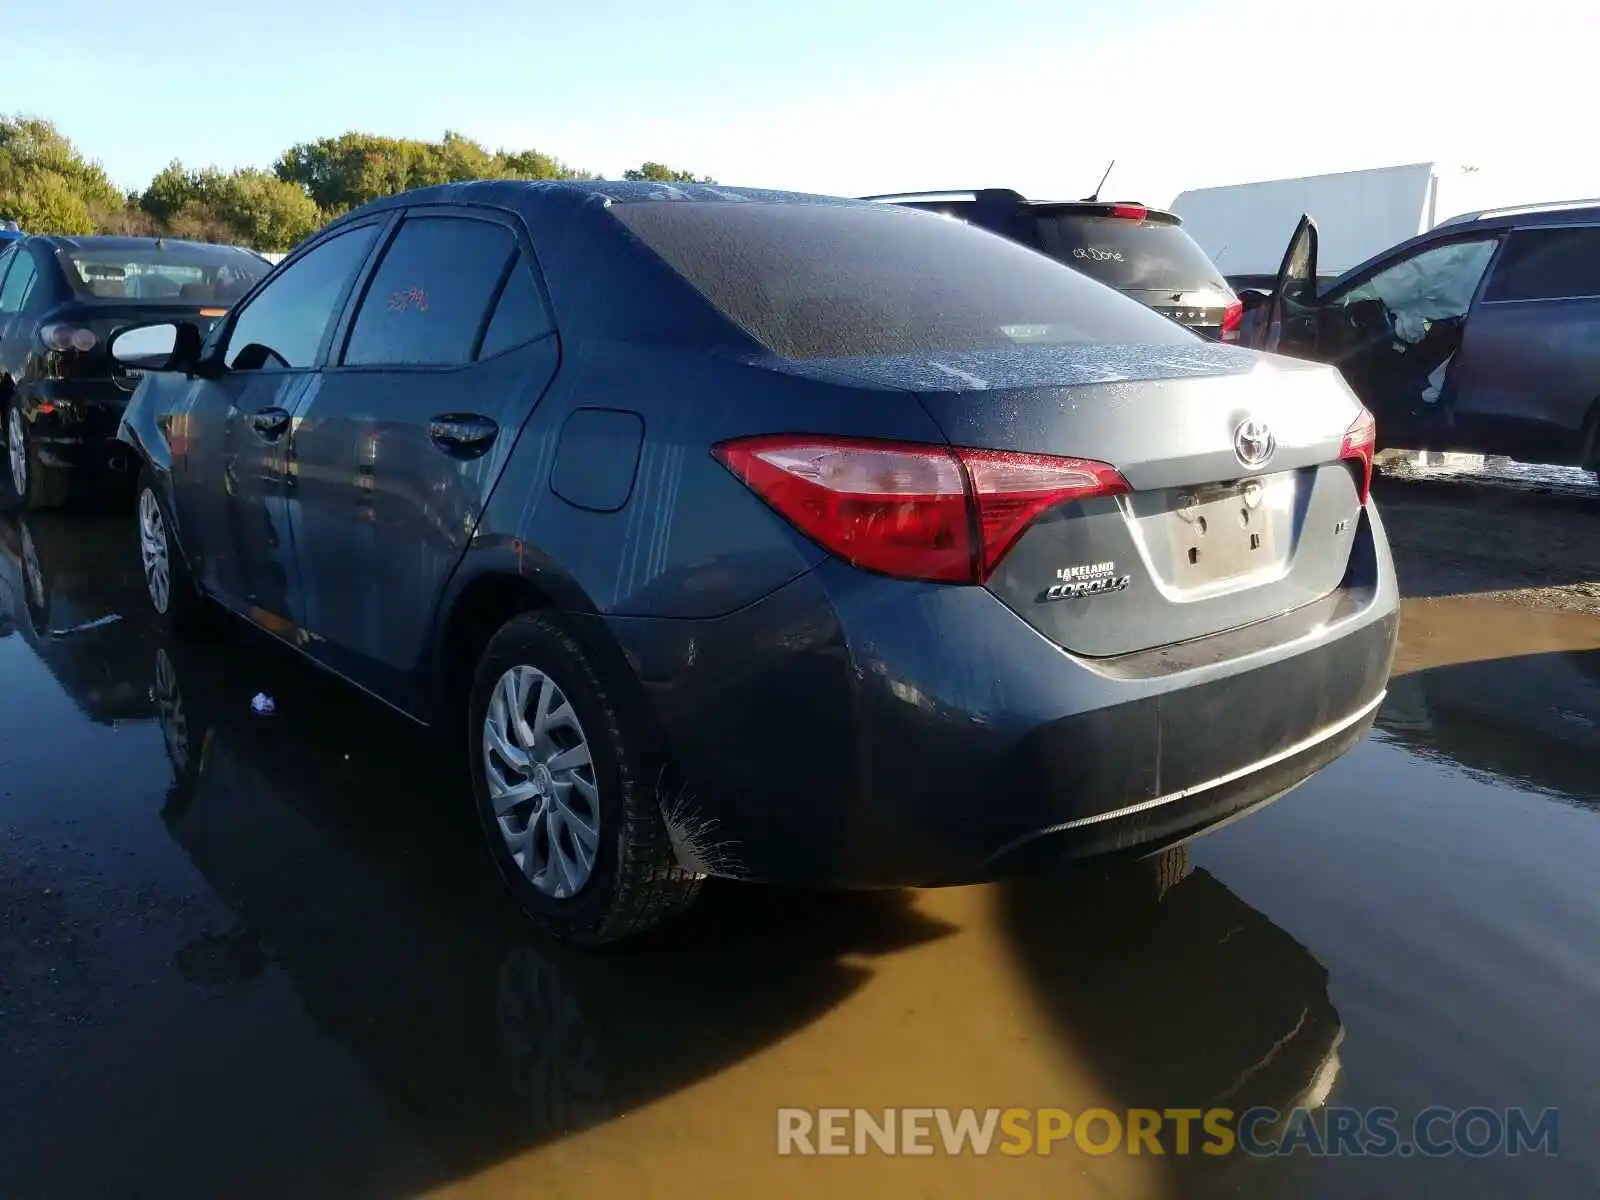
[109,321,206,374]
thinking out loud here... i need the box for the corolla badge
[1233,418,1276,469]
[1041,561,1131,602]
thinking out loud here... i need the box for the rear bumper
[601,503,1400,887]
[22,383,133,477]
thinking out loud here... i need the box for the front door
[286,211,558,705]
[176,220,386,633]
[1311,236,1500,449]
[1261,215,1320,357]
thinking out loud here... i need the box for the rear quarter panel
[469,343,951,621]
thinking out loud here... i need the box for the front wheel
[137,471,205,632]
[468,610,702,944]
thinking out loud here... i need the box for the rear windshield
[59,242,270,305]
[1032,214,1227,293]
[608,201,1198,360]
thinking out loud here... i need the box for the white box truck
[1169,163,1496,291]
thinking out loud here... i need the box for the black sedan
[0,234,271,509]
[112,181,1399,945]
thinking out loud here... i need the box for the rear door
[1447,223,1600,462]
[288,208,558,705]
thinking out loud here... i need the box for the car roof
[1432,199,1600,231]
[1324,199,1600,295]
[332,178,865,223]
[302,179,879,257]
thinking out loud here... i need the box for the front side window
[1481,227,1600,302]
[1334,238,1498,323]
[0,251,38,315]
[225,224,379,371]
[342,217,517,367]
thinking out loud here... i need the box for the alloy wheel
[7,405,26,498]
[138,489,172,615]
[482,664,602,899]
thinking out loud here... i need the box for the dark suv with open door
[864,189,1242,341]
[1249,202,1600,476]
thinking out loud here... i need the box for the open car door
[1261,214,1320,357]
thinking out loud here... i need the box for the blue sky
[3,0,1591,210]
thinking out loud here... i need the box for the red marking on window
[387,287,428,314]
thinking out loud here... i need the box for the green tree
[501,147,598,182]
[273,130,594,212]
[137,161,322,251]
[0,114,123,234]
[138,159,201,225]
[197,167,322,251]
[622,162,716,184]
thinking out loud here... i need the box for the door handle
[249,407,292,439]
[428,414,499,458]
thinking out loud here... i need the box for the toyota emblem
[1233,419,1276,469]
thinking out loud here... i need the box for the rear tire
[136,469,206,633]
[1148,844,1190,901]
[3,398,70,512]
[467,610,702,944]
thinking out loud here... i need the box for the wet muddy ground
[2,474,1596,1200]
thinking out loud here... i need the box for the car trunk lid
[48,302,232,390]
[770,343,1370,658]
[1122,287,1239,338]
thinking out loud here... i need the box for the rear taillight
[1109,204,1148,221]
[40,323,98,352]
[712,435,1129,584]
[1219,299,1243,343]
[1339,407,1377,505]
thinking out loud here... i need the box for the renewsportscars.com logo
[776,1106,1560,1158]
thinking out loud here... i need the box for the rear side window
[1032,214,1227,293]
[608,201,1198,360]
[477,252,551,359]
[1482,227,1600,302]
[343,216,516,367]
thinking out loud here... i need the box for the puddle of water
[2,514,1598,1200]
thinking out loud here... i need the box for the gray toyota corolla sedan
[112,181,1399,944]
